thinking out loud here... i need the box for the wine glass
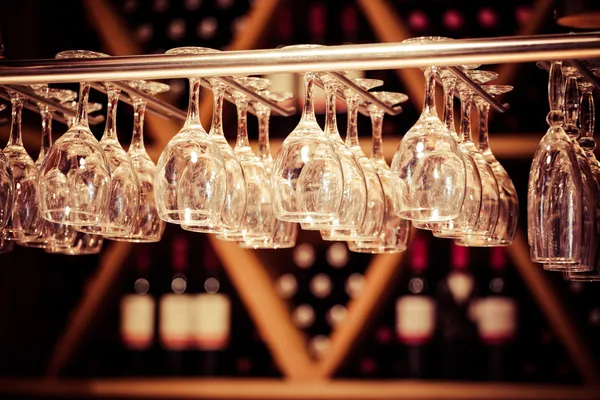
[239,91,298,249]
[322,78,385,242]
[348,91,411,254]
[59,232,103,256]
[457,84,518,247]
[302,74,367,234]
[181,74,247,234]
[271,45,344,223]
[528,61,587,269]
[76,83,140,237]
[109,81,169,243]
[0,147,13,231]
[1,91,41,241]
[157,47,226,226]
[216,77,275,241]
[391,37,466,222]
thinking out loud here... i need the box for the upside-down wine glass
[60,232,104,256]
[271,45,344,223]
[544,68,596,271]
[39,50,112,226]
[109,81,169,243]
[77,83,140,237]
[391,37,466,222]
[569,79,600,281]
[457,84,518,246]
[348,91,411,254]
[181,72,247,234]
[322,78,385,241]
[2,91,40,241]
[302,74,367,234]
[157,47,226,226]
[528,61,587,270]
[239,91,299,249]
[216,77,275,241]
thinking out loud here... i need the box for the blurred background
[0,0,599,399]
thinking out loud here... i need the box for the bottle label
[159,294,191,350]
[191,293,231,350]
[475,297,517,344]
[120,294,155,350]
[396,296,436,345]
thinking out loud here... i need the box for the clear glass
[182,76,247,234]
[302,74,367,234]
[156,47,226,225]
[109,81,169,243]
[239,91,298,249]
[39,50,112,226]
[0,148,13,231]
[2,91,41,241]
[527,61,587,269]
[391,37,466,222]
[271,45,344,223]
[77,84,140,237]
[348,91,411,254]
[58,232,103,256]
[216,78,275,241]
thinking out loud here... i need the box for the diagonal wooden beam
[46,242,134,376]
[314,227,415,378]
[208,236,315,379]
[507,230,600,384]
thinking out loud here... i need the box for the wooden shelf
[0,379,598,400]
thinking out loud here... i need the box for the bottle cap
[450,243,469,270]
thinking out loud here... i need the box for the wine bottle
[159,236,191,376]
[119,247,155,376]
[436,243,479,380]
[395,234,436,379]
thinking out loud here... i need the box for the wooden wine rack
[1,0,599,399]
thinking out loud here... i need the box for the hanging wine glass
[322,78,385,242]
[528,61,587,270]
[456,84,518,247]
[569,79,600,281]
[38,50,112,227]
[109,81,169,243]
[348,91,411,254]
[271,45,344,223]
[239,91,298,249]
[544,67,596,271]
[181,73,247,234]
[391,37,466,222]
[216,77,275,241]
[1,91,41,241]
[59,232,103,256]
[157,47,226,226]
[0,146,13,231]
[302,74,367,235]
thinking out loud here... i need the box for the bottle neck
[546,61,565,127]
[460,93,474,143]
[324,82,339,136]
[38,107,53,162]
[370,110,385,161]
[345,95,360,147]
[235,96,250,148]
[257,106,271,158]
[563,75,580,139]
[185,77,203,128]
[7,95,23,147]
[211,84,225,137]
[102,88,120,140]
[74,82,91,129]
[422,67,438,117]
[478,102,491,151]
[130,98,147,152]
[442,77,456,133]
[301,72,317,122]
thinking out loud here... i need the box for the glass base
[215,232,272,242]
[543,263,593,272]
[397,208,457,223]
[43,210,102,226]
[181,224,223,234]
[301,223,357,231]
[76,225,132,237]
[347,242,407,254]
[1,229,25,241]
[321,229,376,241]
[238,241,296,250]
[107,235,162,243]
[455,237,512,247]
[158,210,219,226]
[275,212,336,224]
[17,238,50,248]
[533,256,580,265]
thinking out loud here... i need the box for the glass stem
[460,94,473,143]
[579,89,596,152]
[130,98,147,153]
[185,77,203,129]
[324,82,338,136]
[257,107,271,159]
[103,87,120,140]
[301,72,317,121]
[564,75,580,139]
[345,95,360,147]
[74,82,91,128]
[442,77,456,133]
[7,94,23,147]
[38,106,53,162]
[422,67,437,117]
[370,110,385,161]
[211,84,225,136]
[546,61,565,127]
[478,103,491,152]
[235,96,250,148]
